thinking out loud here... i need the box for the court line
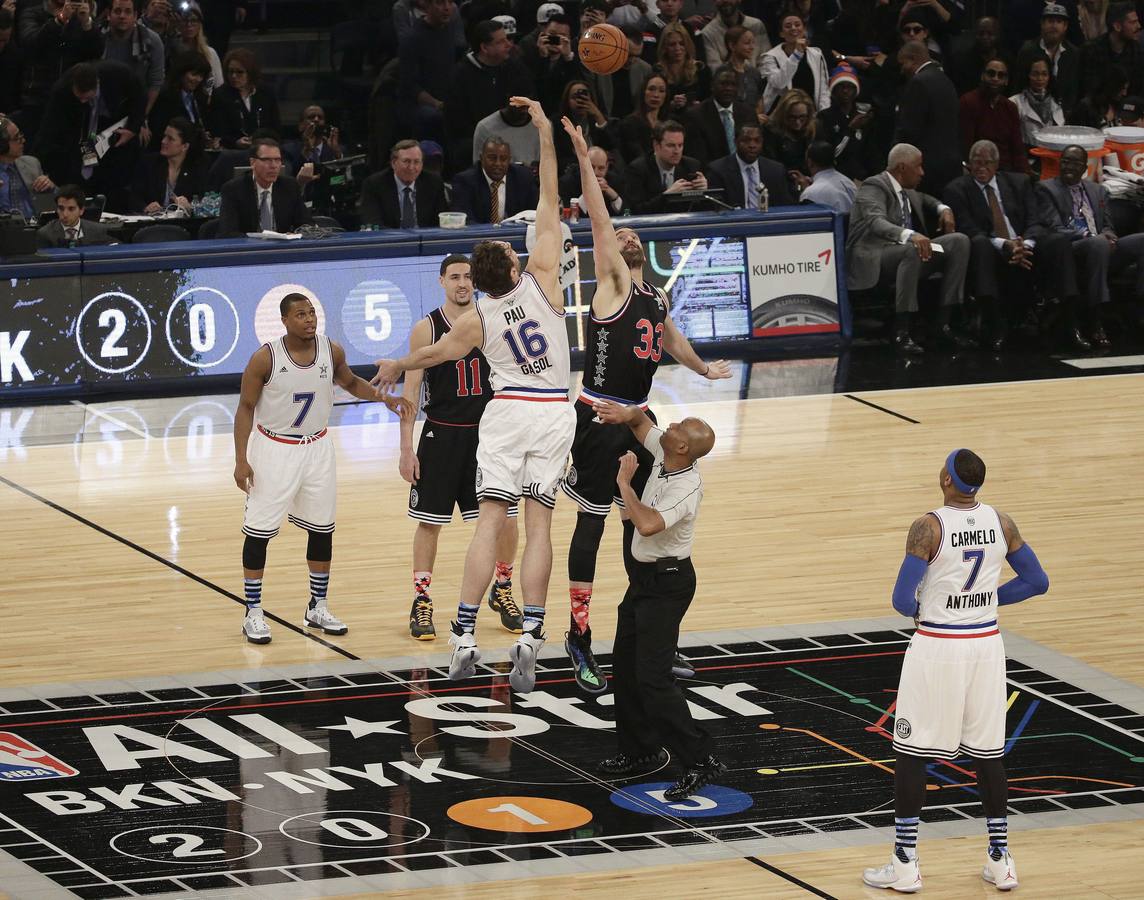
[69,399,151,439]
[0,472,359,661]
[843,394,921,424]
[745,855,840,899]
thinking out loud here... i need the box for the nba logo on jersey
[0,733,78,781]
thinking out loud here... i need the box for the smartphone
[856,102,871,114]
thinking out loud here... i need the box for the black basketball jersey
[421,307,493,425]
[581,280,669,403]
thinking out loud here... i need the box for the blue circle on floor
[609,782,753,817]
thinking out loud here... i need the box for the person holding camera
[282,105,341,203]
[524,13,578,115]
[624,119,705,214]
[17,0,104,137]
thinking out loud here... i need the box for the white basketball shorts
[242,427,336,538]
[475,396,576,509]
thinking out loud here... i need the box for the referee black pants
[613,557,711,767]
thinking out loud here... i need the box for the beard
[619,243,646,269]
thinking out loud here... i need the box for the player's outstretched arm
[398,319,430,484]
[514,96,562,310]
[371,310,482,393]
[996,510,1050,606]
[233,345,270,492]
[332,341,415,418]
[661,314,732,379]
[592,398,654,445]
[891,513,939,618]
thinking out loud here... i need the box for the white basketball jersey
[474,272,571,393]
[917,503,1007,627]
[255,336,335,435]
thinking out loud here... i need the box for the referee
[592,398,724,801]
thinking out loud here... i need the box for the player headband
[945,449,980,495]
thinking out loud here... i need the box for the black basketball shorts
[560,400,656,516]
[408,421,517,524]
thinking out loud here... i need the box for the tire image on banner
[746,233,840,337]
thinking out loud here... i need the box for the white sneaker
[448,623,480,680]
[982,850,1018,890]
[242,608,272,644]
[509,627,546,693]
[862,852,922,893]
[304,602,348,635]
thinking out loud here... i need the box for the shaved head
[681,417,715,460]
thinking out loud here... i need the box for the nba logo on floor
[0,733,78,781]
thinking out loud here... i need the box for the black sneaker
[408,596,435,641]
[664,755,726,801]
[488,580,524,633]
[566,626,608,694]
[597,749,668,776]
[672,651,695,679]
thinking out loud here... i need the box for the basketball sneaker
[304,601,348,635]
[862,850,923,893]
[509,626,545,693]
[597,749,668,776]
[672,651,695,679]
[448,622,481,680]
[982,850,1018,890]
[409,596,435,641]
[664,754,726,801]
[565,626,607,694]
[487,581,524,633]
[242,608,271,644]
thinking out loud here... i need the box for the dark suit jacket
[558,166,626,208]
[893,62,963,194]
[1035,177,1117,240]
[129,153,211,213]
[147,87,210,151]
[450,164,538,224]
[684,99,756,167]
[624,153,705,215]
[705,153,796,209]
[217,173,313,237]
[846,170,944,289]
[207,84,282,149]
[36,218,116,248]
[943,172,1046,243]
[359,169,449,228]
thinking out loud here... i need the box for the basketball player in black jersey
[399,255,522,640]
[559,118,733,693]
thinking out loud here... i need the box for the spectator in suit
[1011,54,1065,149]
[798,138,857,214]
[699,0,769,72]
[620,72,669,163]
[723,25,765,110]
[657,22,710,119]
[102,0,165,135]
[554,80,618,173]
[0,115,55,221]
[36,184,115,247]
[959,57,1029,174]
[450,136,539,223]
[816,64,877,181]
[1036,143,1144,346]
[0,10,25,120]
[217,136,312,236]
[398,0,458,144]
[359,139,449,229]
[943,139,1069,350]
[763,88,816,179]
[894,41,962,197]
[1014,3,1081,114]
[625,118,706,213]
[473,102,540,168]
[559,145,626,214]
[130,116,209,213]
[760,10,831,115]
[684,66,754,166]
[281,104,342,206]
[208,47,280,149]
[845,143,971,354]
[584,23,652,120]
[18,0,103,137]
[706,122,795,209]
[1078,1,1142,96]
[147,51,212,151]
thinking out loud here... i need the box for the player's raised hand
[592,398,637,424]
[399,446,420,484]
[702,359,733,380]
[616,451,639,485]
[560,117,590,157]
[371,359,403,394]
[382,394,416,420]
[510,96,549,130]
[234,461,254,493]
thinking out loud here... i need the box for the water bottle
[759,183,769,213]
[570,200,581,224]
[191,194,202,217]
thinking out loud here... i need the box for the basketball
[579,23,629,75]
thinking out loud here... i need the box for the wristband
[702,363,710,376]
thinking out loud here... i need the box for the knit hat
[829,64,860,93]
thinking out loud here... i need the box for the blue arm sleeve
[998,543,1049,606]
[892,554,928,617]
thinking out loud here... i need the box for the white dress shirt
[631,427,704,564]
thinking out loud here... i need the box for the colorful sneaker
[304,601,348,635]
[565,627,608,694]
[863,851,923,893]
[242,608,271,644]
[664,754,726,801]
[982,850,1018,891]
[448,622,480,680]
[597,749,668,776]
[672,651,695,679]
[509,625,545,693]
[488,580,523,633]
[409,596,435,641]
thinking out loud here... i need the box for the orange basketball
[579,23,629,75]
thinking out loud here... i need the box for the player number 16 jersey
[474,272,571,392]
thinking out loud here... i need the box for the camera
[544,34,562,45]
[313,124,330,140]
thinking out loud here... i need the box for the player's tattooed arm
[996,510,1025,555]
[905,512,939,561]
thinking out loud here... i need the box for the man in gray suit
[1034,144,1144,349]
[0,115,55,221]
[36,185,115,248]
[846,143,971,354]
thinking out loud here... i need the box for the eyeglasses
[902,26,925,34]
[254,156,283,164]
[984,68,1007,77]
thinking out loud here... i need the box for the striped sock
[244,577,262,611]
[414,570,432,599]
[457,601,480,633]
[308,571,329,610]
[494,561,513,586]
[987,817,1007,860]
[523,604,546,632]
[894,816,919,862]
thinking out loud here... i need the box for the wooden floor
[2,370,1143,898]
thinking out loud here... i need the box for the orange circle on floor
[447,796,593,833]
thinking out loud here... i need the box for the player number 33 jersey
[916,503,1006,628]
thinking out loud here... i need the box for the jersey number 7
[291,392,315,428]
[962,549,984,592]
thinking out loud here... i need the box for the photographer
[281,104,341,203]
[525,13,579,116]
[18,0,104,137]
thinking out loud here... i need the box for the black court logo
[475,467,483,489]
[896,718,912,739]
[566,466,578,486]
[410,489,419,508]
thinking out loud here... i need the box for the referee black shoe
[664,755,726,801]
[565,626,608,694]
[671,651,695,679]
[408,596,435,641]
[597,749,668,776]
[488,580,524,633]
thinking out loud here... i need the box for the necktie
[65,226,77,244]
[1071,184,1097,236]
[490,179,503,224]
[984,183,1011,239]
[401,186,416,228]
[745,164,758,209]
[663,170,672,189]
[259,189,273,231]
[899,190,911,228]
[720,107,735,153]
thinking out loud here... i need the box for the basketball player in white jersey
[234,293,413,644]
[863,449,1049,894]
[557,118,733,693]
[373,96,573,692]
